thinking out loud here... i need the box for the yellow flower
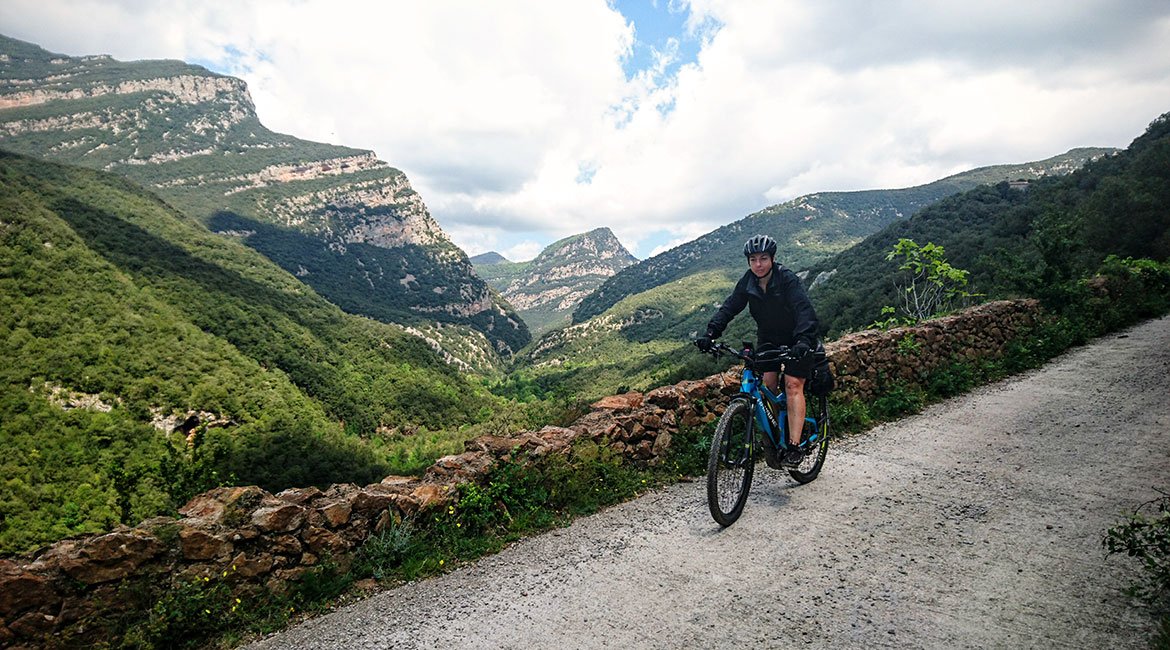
[439,559,445,566]
[235,598,241,604]
[222,571,228,577]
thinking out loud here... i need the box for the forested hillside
[0,34,528,364]
[0,151,508,554]
[572,149,1111,324]
[808,112,1170,335]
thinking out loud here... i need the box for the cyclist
[695,234,822,466]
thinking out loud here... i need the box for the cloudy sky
[3,1,1170,260]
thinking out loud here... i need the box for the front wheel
[788,395,830,484]
[707,398,755,526]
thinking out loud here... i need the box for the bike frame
[702,340,832,526]
[736,351,820,452]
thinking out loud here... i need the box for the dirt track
[247,315,1170,649]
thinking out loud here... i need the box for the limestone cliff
[0,34,528,362]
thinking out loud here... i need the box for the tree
[886,238,977,322]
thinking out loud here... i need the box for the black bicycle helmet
[743,234,777,258]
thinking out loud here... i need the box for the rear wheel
[707,398,755,526]
[788,395,830,484]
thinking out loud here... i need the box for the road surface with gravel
[247,315,1170,649]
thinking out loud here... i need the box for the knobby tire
[707,398,755,527]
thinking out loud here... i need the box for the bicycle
[697,341,831,527]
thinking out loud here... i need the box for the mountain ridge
[0,33,528,365]
[572,147,1116,324]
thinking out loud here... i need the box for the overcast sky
[3,1,1170,260]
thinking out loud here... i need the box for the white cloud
[502,241,545,263]
[3,1,1170,258]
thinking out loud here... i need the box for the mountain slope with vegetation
[475,228,637,335]
[573,149,1113,324]
[806,112,1170,336]
[513,149,1112,400]
[0,33,527,365]
[0,150,514,555]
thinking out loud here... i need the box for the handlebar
[695,340,804,366]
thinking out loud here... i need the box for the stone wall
[824,298,1042,403]
[0,299,1042,648]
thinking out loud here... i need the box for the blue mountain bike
[698,342,831,526]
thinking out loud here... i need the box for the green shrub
[668,421,716,477]
[828,398,872,435]
[354,518,416,580]
[871,383,926,420]
[1104,491,1170,647]
[925,361,979,398]
[293,556,353,609]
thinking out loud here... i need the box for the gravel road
[247,315,1170,649]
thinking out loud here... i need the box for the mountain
[571,148,1115,324]
[475,228,637,335]
[0,149,515,554]
[806,112,1170,336]
[0,34,528,364]
[470,251,510,265]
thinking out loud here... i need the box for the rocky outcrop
[476,228,637,335]
[0,74,252,110]
[0,299,1043,646]
[502,228,636,311]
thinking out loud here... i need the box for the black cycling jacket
[706,263,820,348]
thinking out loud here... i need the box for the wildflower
[235,598,241,604]
[439,559,445,566]
[222,570,228,577]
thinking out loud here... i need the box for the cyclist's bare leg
[763,371,782,420]
[784,374,807,446]
[763,371,780,394]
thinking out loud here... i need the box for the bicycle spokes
[707,399,755,526]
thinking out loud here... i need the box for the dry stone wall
[0,299,1041,648]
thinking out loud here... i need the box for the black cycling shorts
[757,341,815,378]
